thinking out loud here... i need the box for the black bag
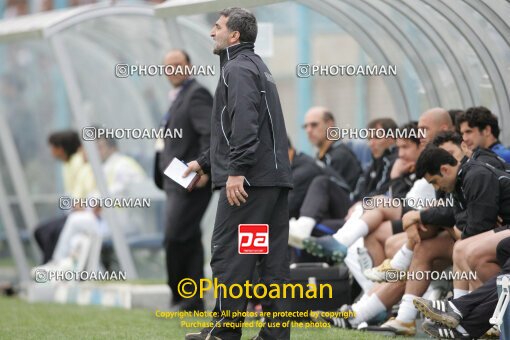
[287,262,351,315]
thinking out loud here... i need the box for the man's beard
[213,39,227,55]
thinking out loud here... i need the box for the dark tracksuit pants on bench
[451,236,510,338]
[299,175,351,232]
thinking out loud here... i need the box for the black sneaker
[184,328,222,340]
[413,297,462,328]
[422,320,470,339]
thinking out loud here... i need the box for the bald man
[303,107,362,190]
[154,49,213,312]
[417,107,454,148]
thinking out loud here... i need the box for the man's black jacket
[155,78,213,191]
[420,149,510,229]
[471,147,510,172]
[352,146,397,201]
[318,141,361,191]
[420,157,510,238]
[197,42,292,189]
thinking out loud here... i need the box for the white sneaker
[288,217,315,249]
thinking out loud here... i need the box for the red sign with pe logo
[238,224,269,254]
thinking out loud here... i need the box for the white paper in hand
[164,158,198,190]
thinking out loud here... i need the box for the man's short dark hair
[432,131,462,147]
[220,7,257,43]
[368,118,398,134]
[323,111,335,123]
[398,121,420,146]
[415,146,458,179]
[173,49,191,64]
[448,109,464,129]
[48,130,81,158]
[457,106,500,139]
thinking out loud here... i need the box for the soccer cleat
[310,305,353,329]
[413,297,462,328]
[421,320,470,339]
[363,259,403,282]
[302,236,347,262]
[185,328,222,340]
[377,317,416,336]
[288,218,312,249]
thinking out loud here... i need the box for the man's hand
[183,160,206,191]
[183,160,204,177]
[390,159,415,179]
[402,210,421,231]
[406,224,422,245]
[452,226,462,240]
[226,176,248,206]
[196,174,209,188]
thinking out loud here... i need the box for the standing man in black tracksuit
[154,50,213,312]
[184,8,293,340]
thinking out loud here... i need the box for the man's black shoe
[413,297,462,328]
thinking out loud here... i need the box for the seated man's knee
[309,175,329,188]
[452,239,468,264]
[380,205,401,221]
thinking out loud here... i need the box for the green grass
[0,296,393,339]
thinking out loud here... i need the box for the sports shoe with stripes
[421,320,470,339]
[413,297,462,328]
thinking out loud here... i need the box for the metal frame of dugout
[0,0,509,284]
